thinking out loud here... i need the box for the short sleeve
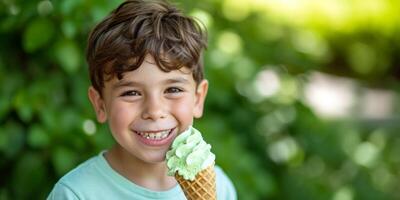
[215,166,237,200]
[47,182,80,200]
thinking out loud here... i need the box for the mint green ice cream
[166,126,215,181]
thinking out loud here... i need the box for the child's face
[88,55,208,163]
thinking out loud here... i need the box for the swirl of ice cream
[166,126,215,181]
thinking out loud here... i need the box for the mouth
[134,128,175,141]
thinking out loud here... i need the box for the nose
[141,95,166,120]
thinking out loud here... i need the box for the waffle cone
[175,164,216,200]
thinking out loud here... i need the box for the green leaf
[28,125,50,148]
[13,90,33,122]
[58,107,81,133]
[12,153,46,199]
[0,127,7,152]
[0,188,10,200]
[0,93,11,120]
[1,122,25,158]
[23,18,55,52]
[0,71,22,120]
[54,39,81,73]
[52,147,77,176]
[59,0,80,15]
[61,20,77,38]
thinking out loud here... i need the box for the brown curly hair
[86,0,207,94]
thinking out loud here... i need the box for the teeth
[137,130,170,140]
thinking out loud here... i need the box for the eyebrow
[112,80,142,90]
[162,77,190,84]
[112,77,190,90]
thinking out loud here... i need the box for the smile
[134,128,174,140]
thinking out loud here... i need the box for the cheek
[107,101,134,132]
[170,98,195,120]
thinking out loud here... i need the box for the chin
[142,151,169,164]
[146,157,167,164]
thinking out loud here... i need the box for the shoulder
[58,155,101,187]
[215,165,237,200]
[47,181,79,200]
[47,155,104,199]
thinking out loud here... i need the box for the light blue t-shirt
[47,151,237,200]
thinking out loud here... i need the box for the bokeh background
[1,0,400,199]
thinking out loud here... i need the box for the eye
[165,87,183,93]
[120,90,141,97]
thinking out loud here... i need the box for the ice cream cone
[166,127,217,199]
[175,163,216,200]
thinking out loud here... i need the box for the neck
[104,144,177,191]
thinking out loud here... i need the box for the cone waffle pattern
[175,164,216,200]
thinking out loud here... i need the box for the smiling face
[88,55,208,164]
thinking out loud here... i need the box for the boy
[47,0,237,199]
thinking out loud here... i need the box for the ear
[88,86,107,123]
[193,79,208,118]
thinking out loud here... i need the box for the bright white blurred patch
[353,142,379,168]
[303,72,356,118]
[83,119,96,135]
[254,69,281,98]
[333,186,354,200]
[360,89,394,119]
[268,137,299,164]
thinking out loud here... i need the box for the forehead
[106,55,194,88]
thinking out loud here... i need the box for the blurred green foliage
[1,0,400,199]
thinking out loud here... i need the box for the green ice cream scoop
[166,126,215,181]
